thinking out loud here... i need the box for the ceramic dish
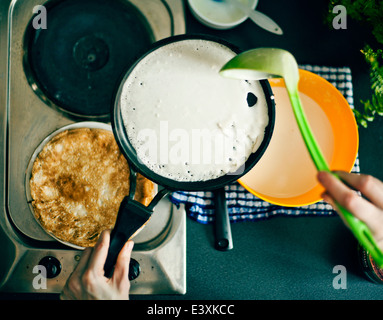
[238,69,359,207]
[187,0,258,30]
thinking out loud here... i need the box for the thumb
[112,240,134,283]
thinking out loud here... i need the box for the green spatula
[220,48,383,267]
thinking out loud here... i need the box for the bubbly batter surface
[120,39,269,182]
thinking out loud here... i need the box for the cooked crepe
[29,128,155,248]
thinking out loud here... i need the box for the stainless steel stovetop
[0,0,186,295]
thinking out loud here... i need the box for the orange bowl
[238,69,359,207]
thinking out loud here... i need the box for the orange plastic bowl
[238,69,359,207]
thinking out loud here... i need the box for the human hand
[60,229,134,300]
[317,170,383,252]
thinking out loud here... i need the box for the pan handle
[104,165,169,278]
[214,187,233,251]
[104,197,152,278]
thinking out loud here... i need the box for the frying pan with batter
[104,34,276,277]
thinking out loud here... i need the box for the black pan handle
[214,187,233,251]
[104,196,152,278]
[104,165,169,278]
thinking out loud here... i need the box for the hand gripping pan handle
[104,196,152,278]
[104,167,169,278]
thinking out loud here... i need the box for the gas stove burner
[23,0,155,120]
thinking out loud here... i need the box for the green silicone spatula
[220,48,383,267]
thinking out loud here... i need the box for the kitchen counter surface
[2,0,383,300]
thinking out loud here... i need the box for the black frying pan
[104,34,275,277]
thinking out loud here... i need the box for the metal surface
[0,0,186,294]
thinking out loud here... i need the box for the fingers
[112,241,134,292]
[112,240,134,283]
[60,230,111,300]
[60,229,134,300]
[334,171,383,209]
[87,229,111,276]
[317,171,383,234]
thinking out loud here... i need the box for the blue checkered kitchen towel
[169,64,360,224]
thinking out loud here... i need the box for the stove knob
[129,259,140,281]
[38,256,62,279]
